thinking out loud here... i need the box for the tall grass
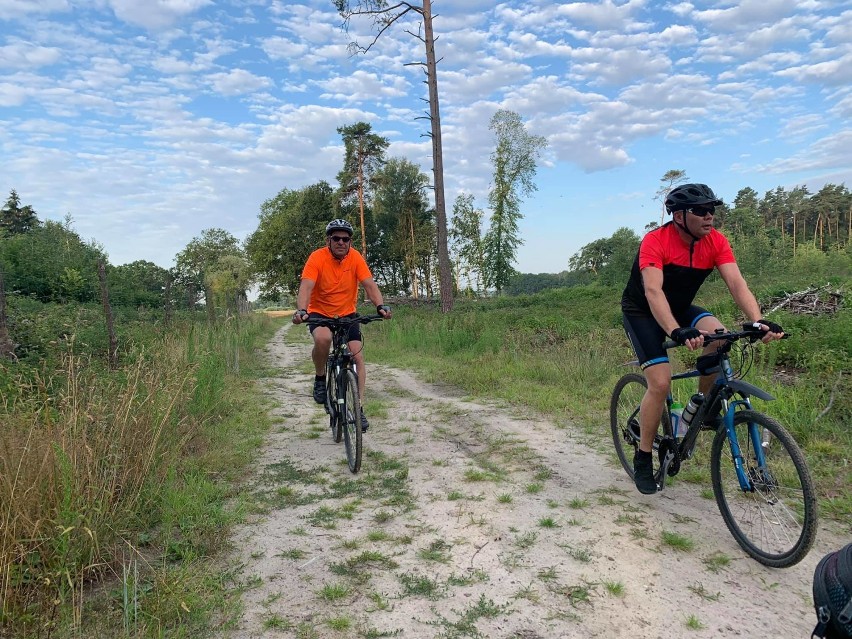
[0,313,279,636]
[368,286,851,524]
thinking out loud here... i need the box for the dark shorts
[623,305,713,369]
[307,312,363,342]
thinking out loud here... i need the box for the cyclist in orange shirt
[292,219,392,432]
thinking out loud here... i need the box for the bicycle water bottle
[681,393,705,429]
[670,401,685,438]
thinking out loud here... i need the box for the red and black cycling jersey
[621,222,736,316]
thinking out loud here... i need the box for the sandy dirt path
[225,324,846,639]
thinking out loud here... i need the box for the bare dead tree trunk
[358,157,367,259]
[164,274,173,327]
[97,260,118,369]
[423,0,453,312]
[0,270,15,359]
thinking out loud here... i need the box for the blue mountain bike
[610,325,817,568]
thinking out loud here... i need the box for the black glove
[756,318,783,334]
[294,308,308,321]
[670,327,701,345]
[376,304,390,315]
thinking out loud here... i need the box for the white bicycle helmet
[325,219,354,236]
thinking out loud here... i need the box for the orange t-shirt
[301,247,373,316]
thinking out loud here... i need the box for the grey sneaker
[359,409,369,433]
[633,451,657,495]
[312,377,327,404]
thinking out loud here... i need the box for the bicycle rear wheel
[341,369,362,473]
[610,373,670,480]
[326,360,342,443]
[710,409,817,567]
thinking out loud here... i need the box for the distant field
[260,309,293,317]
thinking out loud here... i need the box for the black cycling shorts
[307,312,363,342]
[622,305,713,369]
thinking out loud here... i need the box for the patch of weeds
[329,551,399,579]
[496,493,513,504]
[341,539,360,550]
[566,517,581,526]
[318,583,350,601]
[263,613,292,630]
[564,545,592,563]
[367,530,391,542]
[688,582,721,602]
[525,482,543,494]
[464,468,499,482]
[534,466,553,481]
[326,616,352,631]
[275,548,306,560]
[661,530,695,552]
[538,517,559,529]
[703,552,732,574]
[362,626,403,638]
[513,531,538,549]
[629,527,645,539]
[546,499,559,509]
[537,566,558,582]
[374,510,394,524]
[603,580,624,596]
[672,513,696,524]
[367,591,392,611]
[597,494,619,506]
[306,505,340,529]
[429,594,508,638]
[296,622,319,639]
[447,490,465,501]
[552,582,594,608]
[398,572,443,599]
[447,570,488,586]
[263,592,283,605]
[290,526,308,536]
[300,431,321,440]
[250,550,264,559]
[418,539,452,563]
[700,487,714,500]
[615,513,644,526]
[514,583,541,603]
[685,615,705,630]
[568,497,589,509]
[432,458,449,467]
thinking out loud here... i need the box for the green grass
[661,530,696,552]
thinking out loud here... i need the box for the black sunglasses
[687,206,716,217]
[329,235,351,243]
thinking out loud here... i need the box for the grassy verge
[0,312,286,637]
[365,286,851,525]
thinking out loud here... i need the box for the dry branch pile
[765,285,844,316]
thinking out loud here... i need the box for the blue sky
[2,0,850,275]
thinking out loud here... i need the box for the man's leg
[633,362,671,494]
[311,327,331,403]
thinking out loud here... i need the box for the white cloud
[207,68,272,96]
[0,42,62,69]
[106,0,212,30]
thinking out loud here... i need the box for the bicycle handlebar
[305,314,385,330]
[662,324,789,350]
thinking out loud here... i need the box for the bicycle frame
[664,332,776,492]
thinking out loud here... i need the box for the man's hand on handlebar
[745,319,785,344]
[292,308,308,324]
[376,304,392,319]
[669,326,705,351]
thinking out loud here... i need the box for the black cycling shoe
[312,377,327,404]
[360,409,369,433]
[633,450,657,495]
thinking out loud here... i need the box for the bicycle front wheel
[341,369,362,473]
[326,361,342,443]
[610,373,670,479]
[710,410,817,568]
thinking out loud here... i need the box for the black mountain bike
[610,325,817,568]
[307,314,383,473]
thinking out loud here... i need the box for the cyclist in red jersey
[620,183,785,494]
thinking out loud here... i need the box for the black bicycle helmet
[325,218,354,236]
[665,183,723,213]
